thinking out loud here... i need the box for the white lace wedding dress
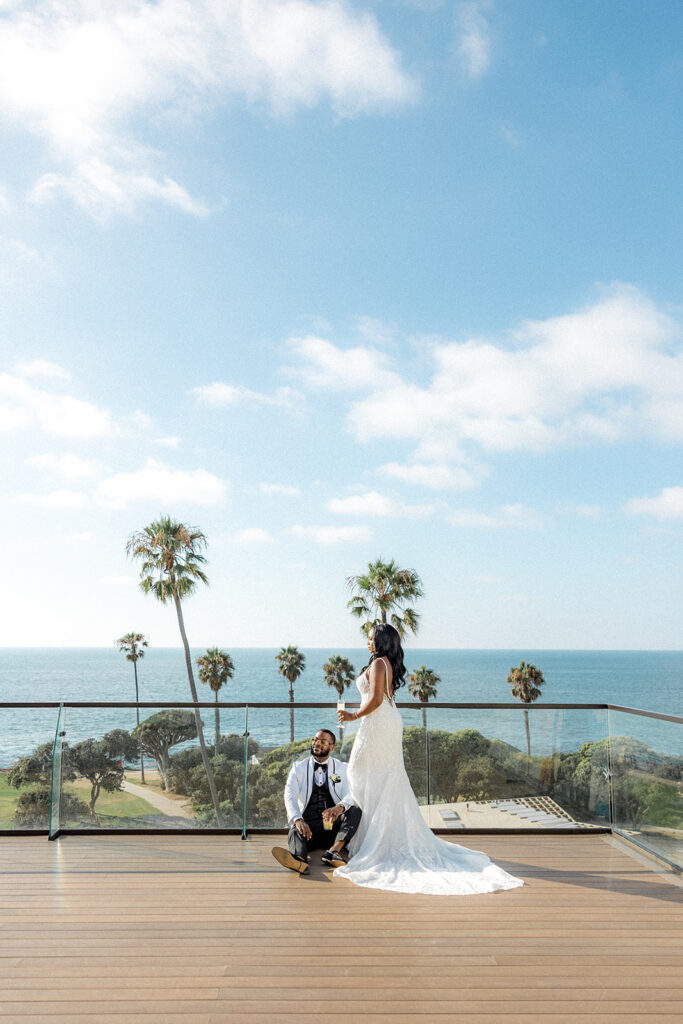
[334,668,524,895]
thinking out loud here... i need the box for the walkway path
[121,778,195,820]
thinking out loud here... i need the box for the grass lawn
[0,772,22,828]
[64,779,160,820]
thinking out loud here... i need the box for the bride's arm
[338,660,386,723]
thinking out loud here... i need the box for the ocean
[0,647,681,767]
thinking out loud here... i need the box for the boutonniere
[330,774,342,783]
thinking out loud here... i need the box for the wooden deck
[0,834,681,1023]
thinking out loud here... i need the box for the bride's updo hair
[367,622,407,693]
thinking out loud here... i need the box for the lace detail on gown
[334,670,524,895]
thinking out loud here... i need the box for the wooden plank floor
[0,834,681,1023]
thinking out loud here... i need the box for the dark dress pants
[288,804,362,860]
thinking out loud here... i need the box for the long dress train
[334,671,524,896]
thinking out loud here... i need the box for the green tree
[408,665,441,728]
[507,660,545,762]
[197,647,235,753]
[346,557,423,638]
[7,741,87,827]
[126,517,224,825]
[323,654,355,739]
[133,709,198,791]
[115,631,148,782]
[70,729,140,820]
[275,645,306,743]
[7,741,68,791]
[454,755,501,801]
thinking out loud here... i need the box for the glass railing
[0,701,679,869]
[608,706,682,871]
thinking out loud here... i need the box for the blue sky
[1,0,682,649]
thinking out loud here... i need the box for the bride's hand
[337,709,356,724]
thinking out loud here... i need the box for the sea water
[0,647,680,766]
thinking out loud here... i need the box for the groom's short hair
[319,728,336,744]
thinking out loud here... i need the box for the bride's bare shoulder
[368,656,393,681]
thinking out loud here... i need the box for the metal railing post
[241,705,249,840]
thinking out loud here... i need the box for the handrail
[0,700,679,722]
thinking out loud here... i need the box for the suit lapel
[328,757,340,801]
[303,757,313,810]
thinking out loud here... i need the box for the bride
[335,623,524,895]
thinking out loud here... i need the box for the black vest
[303,763,335,826]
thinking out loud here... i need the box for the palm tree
[114,632,148,783]
[197,647,235,754]
[275,646,306,743]
[507,660,545,763]
[346,557,423,639]
[323,654,355,740]
[126,516,224,825]
[408,665,440,729]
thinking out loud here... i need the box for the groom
[271,729,361,875]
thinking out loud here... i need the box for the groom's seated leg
[288,824,310,862]
[334,804,362,849]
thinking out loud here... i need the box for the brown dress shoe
[271,847,309,874]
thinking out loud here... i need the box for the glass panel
[609,709,682,870]
[243,702,428,830]
[244,705,342,829]
[58,704,247,830]
[425,706,610,830]
[0,706,63,832]
[397,704,430,823]
[49,704,64,837]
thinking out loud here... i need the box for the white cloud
[153,435,182,448]
[0,235,43,272]
[327,490,433,518]
[16,489,89,509]
[378,460,481,491]
[14,359,70,380]
[453,1,493,80]
[66,531,94,543]
[447,503,546,529]
[30,160,210,223]
[0,0,417,219]
[288,523,372,545]
[260,483,301,496]
[626,487,683,522]
[233,527,275,544]
[285,335,394,391]
[575,503,605,519]
[348,285,683,455]
[95,458,227,508]
[190,381,298,408]
[499,124,520,147]
[0,373,111,437]
[102,575,136,587]
[27,452,101,480]
[354,316,395,347]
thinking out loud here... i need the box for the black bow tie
[315,762,328,771]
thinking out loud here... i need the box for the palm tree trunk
[172,591,225,826]
[133,660,145,783]
[523,707,531,764]
[289,682,294,744]
[215,691,220,754]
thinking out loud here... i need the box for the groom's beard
[310,744,329,760]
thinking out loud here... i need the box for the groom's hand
[295,818,312,841]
